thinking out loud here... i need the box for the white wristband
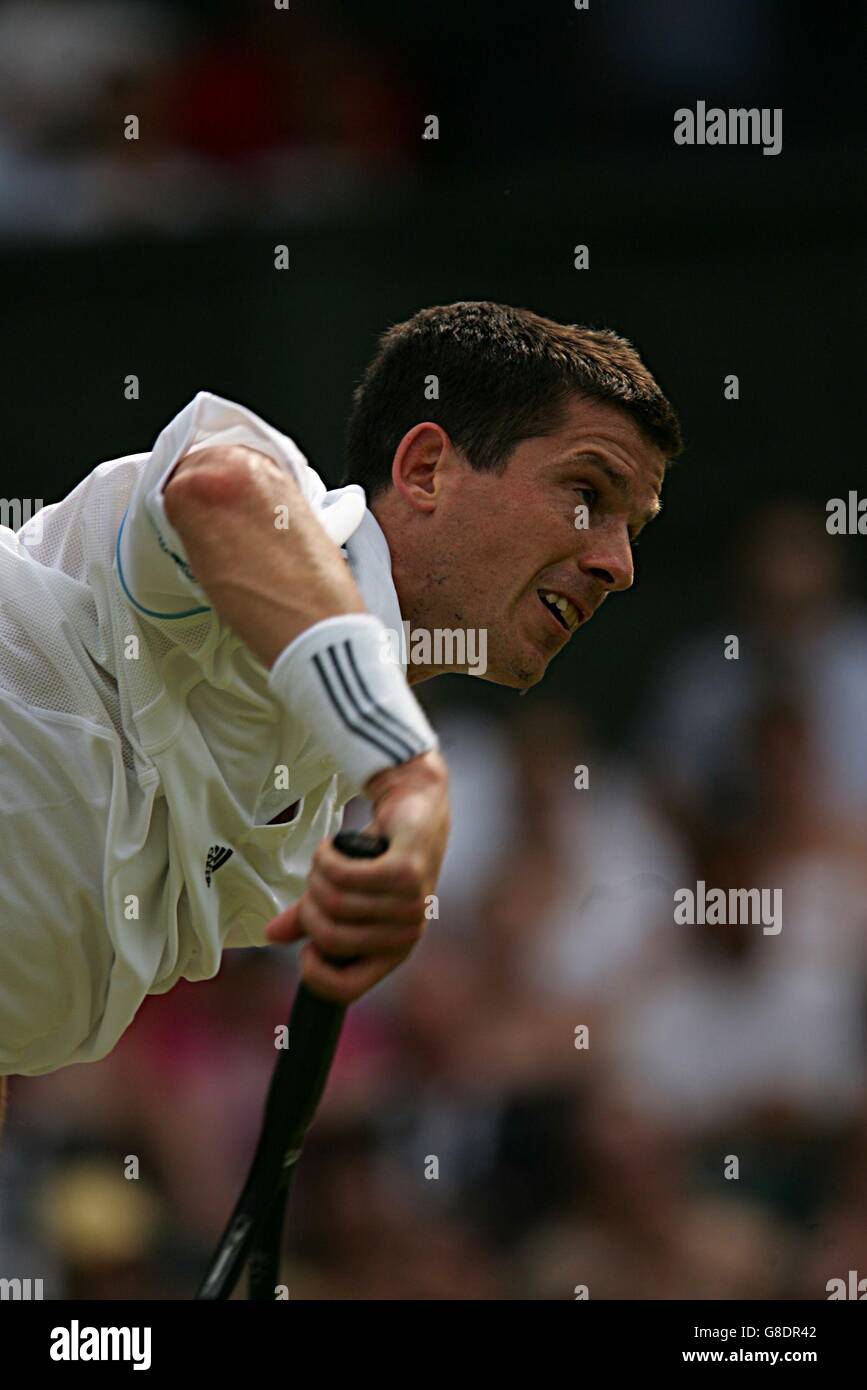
[267,613,439,795]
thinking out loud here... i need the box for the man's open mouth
[537,589,581,633]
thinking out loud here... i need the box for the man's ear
[391,422,451,511]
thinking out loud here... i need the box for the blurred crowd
[0,0,420,238]
[2,500,866,1300]
[0,0,861,240]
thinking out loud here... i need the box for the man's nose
[578,531,634,593]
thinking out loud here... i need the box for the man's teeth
[544,591,580,630]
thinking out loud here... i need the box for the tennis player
[0,301,681,1106]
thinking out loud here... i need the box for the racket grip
[332,830,389,859]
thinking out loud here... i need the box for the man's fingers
[307,872,426,925]
[265,883,425,952]
[311,839,423,896]
[298,940,405,1006]
[294,892,423,958]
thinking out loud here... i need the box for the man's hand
[163,445,366,670]
[265,750,450,1003]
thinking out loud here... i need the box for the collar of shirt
[340,504,407,676]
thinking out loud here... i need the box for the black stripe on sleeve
[329,643,422,761]
[312,652,405,766]
[342,641,428,755]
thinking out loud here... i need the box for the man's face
[399,396,667,688]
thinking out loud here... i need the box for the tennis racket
[196,829,389,1300]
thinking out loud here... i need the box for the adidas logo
[205,844,233,886]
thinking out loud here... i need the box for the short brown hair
[342,301,683,497]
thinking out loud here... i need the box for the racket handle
[246,830,389,1297]
[197,831,390,1300]
[332,830,389,859]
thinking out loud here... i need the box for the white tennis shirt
[0,392,405,1076]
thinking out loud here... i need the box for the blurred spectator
[494,701,689,1003]
[0,1,178,157]
[618,695,867,1131]
[512,1079,790,1300]
[35,1154,169,1299]
[0,0,418,237]
[641,502,867,830]
[798,1093,867,1299]
[287,1116,502,1298]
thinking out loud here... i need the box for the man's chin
[476,653,550,690]
[455,625,561,688]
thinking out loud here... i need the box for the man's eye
[573,486,596,507]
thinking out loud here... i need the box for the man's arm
[163,443,366,669]
[163,443,450,1005]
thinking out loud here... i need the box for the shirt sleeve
[115,390,363,620]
